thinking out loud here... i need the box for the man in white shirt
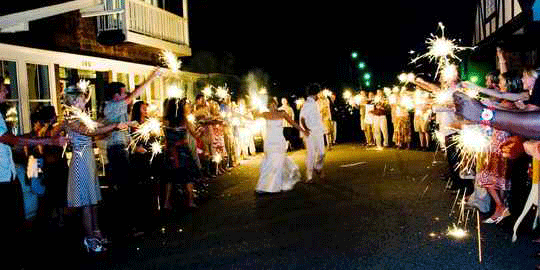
[300,84,326,182]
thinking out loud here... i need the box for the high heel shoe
[483,208,511,224]
[83,236,106,253]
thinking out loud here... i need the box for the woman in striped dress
[63,85,130,253]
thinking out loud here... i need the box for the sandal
[83,236,106,253]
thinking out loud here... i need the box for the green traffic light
[363,73,371,80]
[358,62,366,69]
[365,81,370,87]
[352,52,358,59]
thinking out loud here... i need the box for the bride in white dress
[254,99,309,193]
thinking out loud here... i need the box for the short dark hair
[105,82,126,101]
[195,94,204,101]
[306,83,321,96]
[501,70,523,93]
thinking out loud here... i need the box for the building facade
[0,0,204,135]
[466,0,540,84]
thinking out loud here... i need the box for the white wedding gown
[256,119,301,193]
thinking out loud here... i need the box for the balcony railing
[96,0,188,47]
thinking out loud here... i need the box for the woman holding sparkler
[163,98,201,210]
[129,100,163,230]
[63,85,131,253]
[254,99,309,194]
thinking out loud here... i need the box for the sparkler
[447,224,468,239]
[149,141,163,162]
[451,125,491,172]
[342,90,353,100]
[63,105,98,131]
[322,89,333,98]
[159,50,181,72]
[411,22,475,78]
[295,98,305,110]
[202,86,212,98]
[215,86,229,100]
[166,85,184,98]
[77,79,91,92]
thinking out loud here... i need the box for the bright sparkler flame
[63,105,98,131]
[150,141,163,162]
[187,114,195,123]
[434,90,453,104]
[212,153,222,163]
[215,86,229,100]
[343,90,353,100]
[400,95,414,110]
[322,89,333,98]
[295,98,305,110]
[411,23,474,78]
[447,224,468,239]
[354,94,364,106]
[166,85,184,98]
[77,79,91,92]
[129,117,162,151]
[159,50,181,71]
[451,125,491,172]
[202,86,212,98]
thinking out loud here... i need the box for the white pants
[372,115,389,147]
[304,133,325,180]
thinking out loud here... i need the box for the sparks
[447,224,468,239]
[202,86,212,98]
[451,125,491,172]
[322,89,333,98]
[77,79,91,92]
[129,117,163,152]
[149,141,163,162]
[63,105,98,131]
[295,98,305,110]
[411,23,474,78]
[159,50,181,72]
[166,85,184,98]
[215,86,229,100]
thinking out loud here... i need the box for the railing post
[183,0,189,46]
[123,0,129,36]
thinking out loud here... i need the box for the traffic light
[363,73,371,80]
[352,52,358,59]
[358,62,366,69]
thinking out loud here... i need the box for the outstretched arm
[125,67,163,104]
[282,112,309,137]
[0,132,66,147]
[66,120,129,137]
[460,81,529,101]
[454,91,540,139]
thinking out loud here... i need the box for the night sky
[187,0,477,95]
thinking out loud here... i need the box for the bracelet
[480,107,494,126]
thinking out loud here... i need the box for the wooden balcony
[94,0,191,56]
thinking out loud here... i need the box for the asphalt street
[19,143,540,269]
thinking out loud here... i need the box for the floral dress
[475,128,511,191]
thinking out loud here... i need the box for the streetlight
[363,73,371,80]
[351,52,358,59]
[358,62,366,69]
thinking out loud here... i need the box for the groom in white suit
[300,83,326,182]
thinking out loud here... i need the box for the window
[1,61,20,135]
[27,63,54,127]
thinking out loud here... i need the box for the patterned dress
[164,126,200,184]
[475,128,511,191]
[67,129,101,208]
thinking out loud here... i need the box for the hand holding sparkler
[453,92,485,123]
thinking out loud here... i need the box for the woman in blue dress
[63,85,131,253]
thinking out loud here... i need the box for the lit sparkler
[202,86,212,98]
[149,141,163,162]
[411,22,475,77]
[167,85,184,98]
[77,79,91,92]
[322,89,333,98]
[451,125,491,172]
[215,86,229,100]
[295,98,305,110]
[63,105,98,131]
[129,117,163,152]
[159,50,181,72]
[447,224,468,239]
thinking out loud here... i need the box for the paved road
[21,143,540,269]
